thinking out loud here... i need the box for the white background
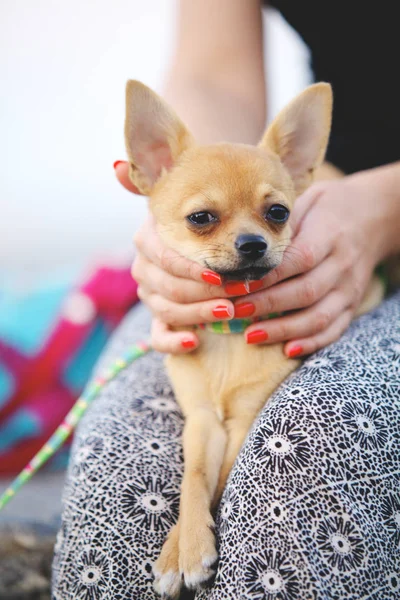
[1,1,310,276]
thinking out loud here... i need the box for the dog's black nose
[235,234,267,260]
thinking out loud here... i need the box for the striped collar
[197,313,281,334]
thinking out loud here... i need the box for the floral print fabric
[52,296,400,599]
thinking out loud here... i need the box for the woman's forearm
[162,0,266,146]
[349,162,400,260]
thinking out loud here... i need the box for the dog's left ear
[125,80,194,195]
[259,83,333,195]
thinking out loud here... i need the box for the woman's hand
[243,172,390,357]
[116,161,394,356]
[132,215,238,353]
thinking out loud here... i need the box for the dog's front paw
[153,524,182,599]
[179,519,218,590]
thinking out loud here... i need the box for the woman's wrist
[163,74,265,145]
[347,162,400,262]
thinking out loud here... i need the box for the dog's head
[125,81,332,280]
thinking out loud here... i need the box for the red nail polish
[225,281,249,296]
[113,160,125,169]
[287,344,303,358]
[234,302,255,318]
[246,329,268,344]
[249,280,264,293]
[181,338,196,349]
[212,305,232,319]
[202,270,222,286]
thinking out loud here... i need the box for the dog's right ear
[125,80,194,195]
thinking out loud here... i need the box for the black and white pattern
[52,295,400,600]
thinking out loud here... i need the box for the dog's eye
[265,204,289,224]
[187,211,217,226]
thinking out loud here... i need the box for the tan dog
[124,81,383,598]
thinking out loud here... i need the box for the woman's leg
[196,292,400,600]
[53,292,400,600]
[52,304,186,599]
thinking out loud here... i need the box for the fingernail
[249,280,264,293]
[113,160,125,169]
[246,329,268,344]
[181,338,196,349]
[234,302,255,318]
[224,281,250,296]
[287,344,303,358]
[202,270,222,286]
[212,305,233,319]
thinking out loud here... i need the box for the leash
[0,339,151,511]
[0,315,280,511]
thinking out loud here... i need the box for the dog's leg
[153,522,181,599]
[178,405,226,588]
[153,356,227,597]
[212,412,257,509]
[213,366,299,507]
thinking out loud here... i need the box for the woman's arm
[163,0,266,144]
[358,162,400,258]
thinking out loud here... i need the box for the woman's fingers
[114,160,143,194]
[283,309,354,358]
[235,254,341,317]
[150,318,199,354]
[132,253,231,303]
[134,217,219,284]
[262,203,335,289]
[138,287,234,327]
[288,182,325,236]
[244,288,351,348]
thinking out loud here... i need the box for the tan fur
[261,84,333,195]
[125,81,382,597]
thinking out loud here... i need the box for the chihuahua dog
[124,81,383,598]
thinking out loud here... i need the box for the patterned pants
[52,293,400,600]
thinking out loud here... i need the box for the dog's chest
[195,331,292,419]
